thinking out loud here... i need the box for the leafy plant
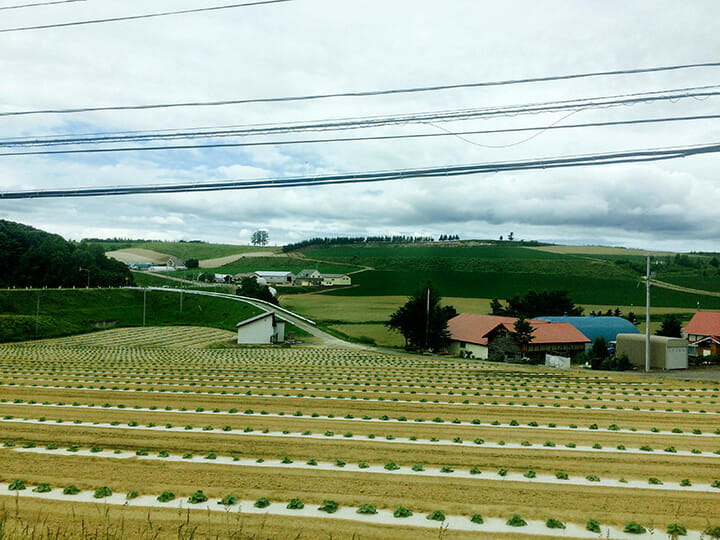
[394,506,413,518]
[624,521,646,534]
[319,500,339,513]
[470,513,483,524]
[523,469,536,479]
[254,497,270,508]
[586,474,600,482]
[126,490,139,500]
[555,470,568,480]
[384,461,399,471]
[63,485,80,495]
[546,518,565,529]
[157,491,175,502]
[666,523,687,537]
[426,510,446,521]
[218,494,238,506]
[188,490,208,504]
[93,486,112,498]
[586,518,601,533]
[648,477,663,485]
[356,503,377,514]
[507,514,527,527]
[33,483,51,493]
[8,479,26,491]
[287,498,304,509]
[412,463,424,472]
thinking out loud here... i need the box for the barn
[236,312,286,344]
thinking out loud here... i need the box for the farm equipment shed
[615,334,688,370]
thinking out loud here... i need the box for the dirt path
[645,277,720,298]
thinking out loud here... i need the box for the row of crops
[0,329,719,538]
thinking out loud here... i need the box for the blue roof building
[534,316,640,347]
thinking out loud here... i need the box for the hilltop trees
[386,283,455,351]
[251,230,269,246]
[0,220,133,288]
[490,290,583,318]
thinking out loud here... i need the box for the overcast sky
[1,0,719,251]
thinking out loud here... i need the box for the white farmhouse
[236,312,286,344]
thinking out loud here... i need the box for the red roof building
[683,311,720,356]
[447,313,590,360]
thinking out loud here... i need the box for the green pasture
[0,289,262,342]
[324,269,720,308]
[301,244,564,261]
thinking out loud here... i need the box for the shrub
[8,479,26,490]
[426,510,446,521]
[188,490,208,504]
[440,465,454,473]
[680,478,691,487]
[335,458,346,468]
[469,467,481,475]
[63,485,80,495]
[470,513,484,524]
[319,500,339,513]
[648,477,663,485]
[93,486,112,499]
[135,449,148,456]
[205,452,216,460]
[384,462,399,471]
[586,474,600,482]
[182,453,193,459]
[306,458,317,466]
[507,514,527,527]
[394,506,413,518]
[34,483,51,493]
[498,468,508,476]
[546,518,565,529]
[157,491,175,502]
[639,445,653,452]
[126,490,139,500]
[474,438,484,445]
[158,450,169,458]
[356,503,377,514]
[254,497,270,508]
[624,521,646,534]
[586,518,601,533]
[412,463,424,472]
[281,456,293,464]
[524,469,536,479]
[543,441,555,447]
[555,470,568,480]
[287,498,304,509]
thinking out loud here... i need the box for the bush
[157,491,175,502]
[33,483,51,493]
[426,510,446,521]
[394,506,413,518]
[8,479,26,491]
[507,514,527,527]
[188,490,208,504]
[63,485,80,495]
[254,497,270,508]
[624,521,646,534]
[93,486,112,499]
[586,518,601,533]
[546,518,565,529]
[356,503,377,514]
[287,498,304,510]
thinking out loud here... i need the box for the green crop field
[0,289,262,343]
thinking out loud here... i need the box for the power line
[0,0,291,33]
[2,113,718,157]
[2,142,718,199]
[0,0,87,11]
[1,62,718,116]
[2,85,718,147]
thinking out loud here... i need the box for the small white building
[251,271,294,285]
[321,274,352,286]
[236,312,286,344]
[616,334,688,370]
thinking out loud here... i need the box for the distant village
[126,258,351,287]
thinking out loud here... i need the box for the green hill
[0,289,262,343]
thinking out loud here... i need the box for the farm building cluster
[446,312,705,370]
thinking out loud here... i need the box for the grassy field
[0,289,262,342]
[0,338,718,538]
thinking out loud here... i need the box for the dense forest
[0,220,134,288]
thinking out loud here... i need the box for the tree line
[0,220,134,288]
[283,235,437,252]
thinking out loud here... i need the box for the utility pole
[645,254,651,372]
[180,287,183,313]
[79,267,90,288]
[424,287,430,350]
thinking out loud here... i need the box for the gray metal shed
[615,334,688,370]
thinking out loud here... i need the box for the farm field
[1,335,719,539]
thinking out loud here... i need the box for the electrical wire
[2,85,718,147]
[1,113,719,157]
[0,0,290,33]
[2,142,718,199]
[1,62,718,115]
[0,0,87,11]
